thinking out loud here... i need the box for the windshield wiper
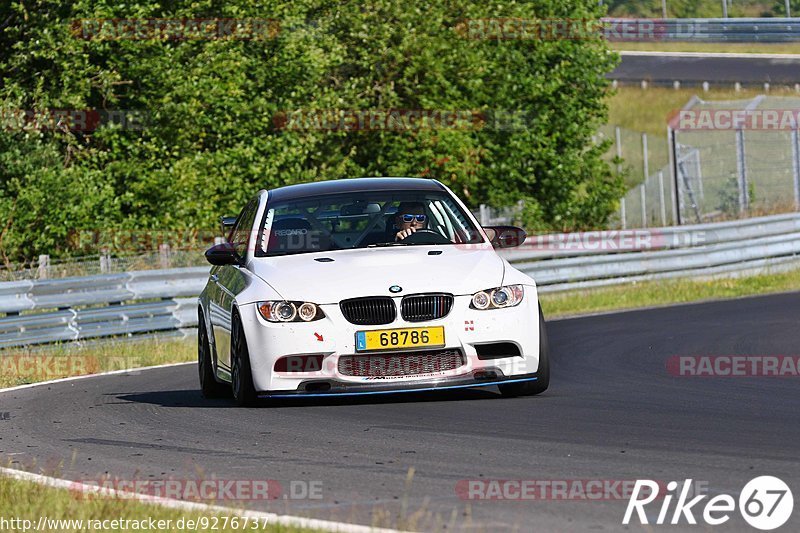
[366,242,408,248]
[266,250,318,257]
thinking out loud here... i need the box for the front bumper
[238,292,542,394]
[257,372,540,398]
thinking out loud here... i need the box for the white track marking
[0,362,194,394]
[0,467,403,533]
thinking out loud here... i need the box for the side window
[230,199,258,259]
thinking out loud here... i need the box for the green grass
[540,267,800,318]
[0,337,195,389]
[0,475,317,533]
[606,86,800,137]
[605,85,800,219]
[611,42,800,55]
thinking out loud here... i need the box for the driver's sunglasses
[401,214,427,223]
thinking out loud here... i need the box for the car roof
[267,177,445,203]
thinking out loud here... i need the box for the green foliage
[0,0,622,262]
[717,174,756,216]
[772,0,800,16]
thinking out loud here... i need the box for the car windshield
[256,190,484,257]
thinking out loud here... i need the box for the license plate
[355,326,445,352]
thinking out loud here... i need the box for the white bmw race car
[198,177,549,405]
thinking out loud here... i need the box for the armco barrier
[602,18,800,43]
[1,213,799,348]
[509,213,800,262]
[0,267,207,348]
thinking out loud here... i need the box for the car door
[210,197,259,374]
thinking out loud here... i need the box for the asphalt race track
[2,292,799,531]
[613,52,800,84]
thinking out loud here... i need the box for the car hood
[248,245,506,304]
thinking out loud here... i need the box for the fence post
[735,128,749,213]
[668,126,681,225]
[641,132,649,228]
[642,132,649,185]
[792,126,800,211]
[695,150,704,200]
[37,255,50,279]
[100,249,111,273]
[479,204,489,225]
[640,184,647,228]
[658,170,667,227]
[616,126,626,229]
[159,244,171,269]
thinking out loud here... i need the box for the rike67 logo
[623,477,794,530]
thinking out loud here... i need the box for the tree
[0,0,622,262]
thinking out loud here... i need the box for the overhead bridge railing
[1,213,800,348]
[601,18,800,43]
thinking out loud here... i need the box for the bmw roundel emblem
[389,285,402,293]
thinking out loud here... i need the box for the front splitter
[257,373,539,398]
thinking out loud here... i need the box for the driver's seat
[358,214,397,247]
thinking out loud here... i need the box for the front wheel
[231,314,258,406]
[499,306,550,397]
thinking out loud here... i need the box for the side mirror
[484,225,527,248]
[219,216,237,240]
[205,242,240,266]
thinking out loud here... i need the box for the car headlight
[470,285,524,310]
[257,301,325,322]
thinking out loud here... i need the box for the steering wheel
[401,229,452,245]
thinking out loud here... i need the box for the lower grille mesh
[338,350,465,377]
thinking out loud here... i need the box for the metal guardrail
[602,18,800,42]
[1,213,799,348]
[518,231,800,291]
[506,213,800,291]
[0,267,207,314]
[507,212,800,261]
[0,268,207,349]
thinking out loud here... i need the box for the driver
[393,201,428,241]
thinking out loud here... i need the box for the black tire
[499,306,550,397]
[231,314,258,407]
[198,314,229,398]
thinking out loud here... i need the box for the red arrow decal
[314,333,323,342]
